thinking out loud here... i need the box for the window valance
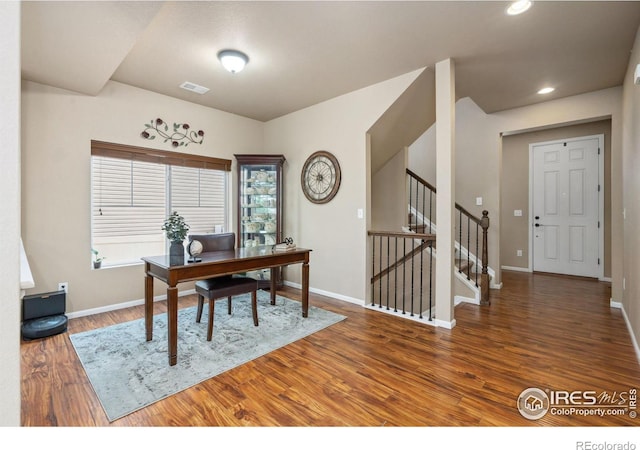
[90,140,232,172]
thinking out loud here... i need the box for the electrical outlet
[58,282,68,293]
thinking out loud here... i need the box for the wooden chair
[188,233,259,341]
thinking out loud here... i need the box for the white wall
[264,70,422,302]
[409,89,623,291]
[372,148,407,231]
[0,0,21,426]
[21,80,264,314]
[492,87,624,300]
[622,26,640,353]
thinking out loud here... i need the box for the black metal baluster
[371,235,375,306]
[415,176,419,233]
[386,236,390,310]
[429,239,433,321]
[378,235,382,308]
[402,238,406,314]
[467,215,471,280]
[429,190,433,233]
[410,238,415,317]
[394,237,398,312]
[422,184,426,233]
[419,238,424,319]
[408,178,413,230]
[458,209,462,274]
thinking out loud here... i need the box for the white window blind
[90,141,231,266]
[170,166,226,235]
[92,157,166,238]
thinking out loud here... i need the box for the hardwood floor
[21,271,640,426]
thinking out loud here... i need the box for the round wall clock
[301,150,341,204]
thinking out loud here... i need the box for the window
[90,141,231,266]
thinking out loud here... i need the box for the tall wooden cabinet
[235,154,286,286]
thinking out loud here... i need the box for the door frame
[527,134,605,279]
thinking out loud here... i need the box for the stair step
[456,258,473,273]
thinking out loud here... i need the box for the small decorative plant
[162,211,190,243]
[92,248,105,268]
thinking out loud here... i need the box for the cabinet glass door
[235,154,285,286]
[239,164,279,249]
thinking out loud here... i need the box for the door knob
[535,216,540,220]
[535,223,540,227]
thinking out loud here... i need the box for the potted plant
[162,211,190,260]
[91,248,105,269]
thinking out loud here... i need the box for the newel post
[480,210,490,305]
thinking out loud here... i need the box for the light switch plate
[476,197,483,206]
[514,209,523,217]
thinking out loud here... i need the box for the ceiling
[21,1,640,122]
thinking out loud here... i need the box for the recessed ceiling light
[537,87,555,95]
[179,81,209,95]
[507,0,532,16]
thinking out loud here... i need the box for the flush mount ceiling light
[217,49,249,74]
[507,0,533,16]
[537,87,555,94]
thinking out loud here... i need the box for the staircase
[406,168,491,305]
[367,169,490,325]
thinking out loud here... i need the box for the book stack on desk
[274,242,296,251]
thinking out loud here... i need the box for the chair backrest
[188,233,235,252]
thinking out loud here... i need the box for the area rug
[69,291,346,422]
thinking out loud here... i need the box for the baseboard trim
[455,295,479,306]
[66,288,197,320]
[435,318,457,329]
[617,302,640,365]
[501,265,531,273]
[283,280,363,305]
[610,298,622,309]
[363,304,437,326]
[600,277,612,282]
[67,280,365,320]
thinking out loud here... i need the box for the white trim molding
[65,288,196,319]
[283,280,363,305]
[501,265,532,273]
[435,318,457,329]
[610,298,622,309]
[617,303,640,365]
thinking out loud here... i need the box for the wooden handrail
[406,169,481,225]
[368,230,435,241]
[369,231,435,284]
[406,169,437,193]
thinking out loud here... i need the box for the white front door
[531,135,602,278]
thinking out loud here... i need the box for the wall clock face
[301,150,341,204]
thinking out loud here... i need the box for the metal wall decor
[301,150,341,204]
[141,117,205,147]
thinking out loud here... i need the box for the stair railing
[368,230,436,320]
[406,169,490,305]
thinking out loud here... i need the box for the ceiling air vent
[179,81,210,94]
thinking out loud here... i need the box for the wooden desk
[142,246,311,366]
